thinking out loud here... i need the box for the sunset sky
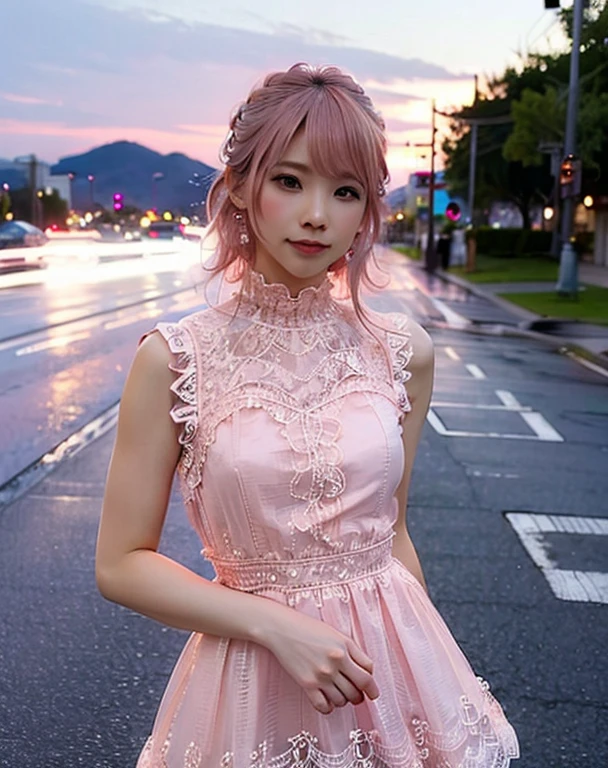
[1,0,568,189]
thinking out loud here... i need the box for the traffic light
[445,201,461,222]
[544,0,560,8]
[560,155,581,198]
[113,192,124,212]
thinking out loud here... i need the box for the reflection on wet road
[0,240,210,488]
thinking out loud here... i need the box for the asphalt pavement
[1,250,607,767]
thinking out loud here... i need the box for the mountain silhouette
[51,141,218,217]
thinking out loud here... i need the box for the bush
[471,227,552,258]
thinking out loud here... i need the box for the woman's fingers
[344,645,380,701]
[334,672,365,705]
[307,689,334,715]
[346,638,374,673]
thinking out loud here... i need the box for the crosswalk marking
[506,513,608,604]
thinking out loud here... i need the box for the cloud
[1,0,471,188]
[1,93,63,107]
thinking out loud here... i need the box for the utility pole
[29,155,39,227]
[467,76,479,226]
[556,0,584,296]
[425,100,438,272]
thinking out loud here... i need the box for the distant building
[402,170,467,222]
[0,156,72,208]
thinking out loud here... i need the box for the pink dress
[137,270,519,768]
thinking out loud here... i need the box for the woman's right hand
[260,610,380,715]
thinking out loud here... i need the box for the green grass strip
[498,285,608,325]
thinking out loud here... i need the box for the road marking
[103,307,163,331]
[495,390,521,408]
[428,297,470,329]
[444,346,461,361]
[466,363,487,379]
[15,331,91,356]
[427,389,564,441]
[564,350,608,379]
[432,400,531,411]
[506,512,608,604]
[518,411,564,442]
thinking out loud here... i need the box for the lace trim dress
[136,269,519,768]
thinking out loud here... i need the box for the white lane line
[519,411,564,442]
[466,363,487,379]
[103,308,163,331]
[563,350,608,379]
[506,512,608,604]
[496,390,563,441]
[429,297,470,329]
[544,570,608,603]
[444,346,461,361]
[496,390,522,408]
[428,389,564,441]
[431,401,532,411]
[15,331,91,356]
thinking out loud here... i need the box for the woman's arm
[95,332,379,714]
[96,331,297,641]
[391,320,435,591]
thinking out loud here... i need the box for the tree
[442,95,552,228]
[442,0,608,226]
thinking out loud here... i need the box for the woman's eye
[273,175,301,190]
[336,187,361,200]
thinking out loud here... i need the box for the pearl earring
[234,212,250,245]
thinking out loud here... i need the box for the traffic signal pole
[556,0,584,296]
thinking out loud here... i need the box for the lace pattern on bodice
[156,272,413,525]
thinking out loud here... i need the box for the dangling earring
[328,247,354,273]
[234,211,250,246]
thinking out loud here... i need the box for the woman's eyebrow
[273,161,311,173]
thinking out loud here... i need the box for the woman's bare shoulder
[406,318,434,371]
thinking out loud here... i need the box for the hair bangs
[305,89,384,195]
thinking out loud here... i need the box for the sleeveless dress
[137,270,519,768]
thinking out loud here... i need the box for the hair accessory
[234,211,250,246]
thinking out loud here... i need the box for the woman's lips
[288,241,330,255]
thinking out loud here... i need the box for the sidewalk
[392,251,608,372]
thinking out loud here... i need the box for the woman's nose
[301,191,329,230]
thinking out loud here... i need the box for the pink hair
[205,63,390,322]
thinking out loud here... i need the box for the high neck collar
[240,269,337,326]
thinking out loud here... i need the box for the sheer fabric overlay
[137,270,519,767]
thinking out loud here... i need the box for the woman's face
[246,129,367,295]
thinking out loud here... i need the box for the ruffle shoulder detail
[375,311,413,417]
[154,321,201,494]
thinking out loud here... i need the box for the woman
[96,63,519,767]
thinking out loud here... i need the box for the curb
[435,268,539,322]
[420,265,608,375]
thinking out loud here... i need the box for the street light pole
[87,174,95,209]
[556,0,584,295]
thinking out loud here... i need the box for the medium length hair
[205,63,390,321]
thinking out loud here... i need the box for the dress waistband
[210,534,395,593]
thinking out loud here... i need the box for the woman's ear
[229,192,247,210]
